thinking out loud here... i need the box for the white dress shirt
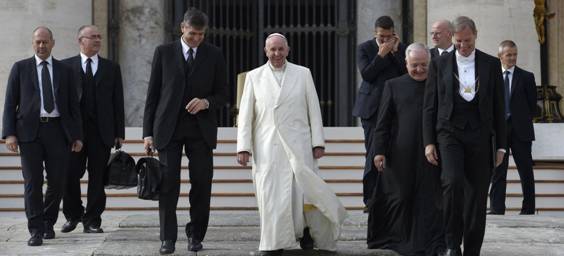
[456,50,477,102]
[80,52,99,75]
[181,37,198,61]
[35,55,60,117]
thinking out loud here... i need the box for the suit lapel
[52,59,61,93]
[275,62,296,108]
[190,43,207,75]
[174,40,187,76]
[475,50,489,105]
[95,57,104,87]
[443,52,455,103]
[72,55,84,100]
[510,67,520,99]
[29,57,39,94]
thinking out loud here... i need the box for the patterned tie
[504,70,511,120]
[41,61,54,113]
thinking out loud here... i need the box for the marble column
[93,0,109,58]
[119,0,166,126]
[547,0,564,113]
[356,0,403,45]
[413,0,428,45]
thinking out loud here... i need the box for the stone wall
[0,0,91,127]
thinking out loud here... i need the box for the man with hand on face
[237,33,346,256]
[352,15,407,208]
[489,40,536,215]
[369,43,444,255]
[430,19,455,59]
[423,16,506,256]
[60,25,125,234]
[142,7,227,255]
[2,26,83,246]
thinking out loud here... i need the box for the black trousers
[361,114,378,206]
[19,119,70,236]
[62,118,110,227]
[437,125,491,256]
[489,119,535,214]
[158,134,213,242]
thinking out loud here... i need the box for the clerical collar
[268,61,286,71]
[455,49,475,64]
[502,66,515,74]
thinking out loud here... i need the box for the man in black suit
[60,25,125,234]
[2,26,83,246]
[143,8,227,255]
[423,16,506,256]
[489,40,536,215]
[430,19,455,59]
[352,16,406,206]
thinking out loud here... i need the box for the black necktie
[186,48,194,71]
[41,61,54,113]
[86,58,93,80]
[440,50,448,56]
[504,70,511,119]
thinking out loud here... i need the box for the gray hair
[435,19,454,34]
[453,16,477,34]
[405,42,430,61]
[182,7,209,29]
[77,25,97,37]
[498,40,517,53]
[32,26,53,40]
[265,33,289,47]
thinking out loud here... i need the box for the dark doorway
[166,0,357,126]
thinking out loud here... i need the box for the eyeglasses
[80,34,102,40]
[429,31,443,36]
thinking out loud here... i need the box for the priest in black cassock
[368,43,445,256]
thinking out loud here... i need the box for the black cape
[367,74,444,256]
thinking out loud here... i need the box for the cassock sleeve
[372,81,394,155]
[236,72,256,153]
[423,58,439,146]
[304,68,325,148]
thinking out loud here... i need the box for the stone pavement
[0,211,563,256]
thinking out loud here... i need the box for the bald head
[264,33,290,68]
[431,19,453,49]
[32,26,55,60]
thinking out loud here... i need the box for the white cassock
[237,61,347,251]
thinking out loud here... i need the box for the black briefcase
[105,150,137,189]
[136,157,163,201]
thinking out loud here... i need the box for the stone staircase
[1,127,563,215]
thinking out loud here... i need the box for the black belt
[39,116,60,123]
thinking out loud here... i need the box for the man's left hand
[186,98,208,114]
[114,137,124,149]
[72,140,83,152]
[495,150,505,167]
[313,147,325,159]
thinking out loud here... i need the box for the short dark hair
[498,40,517,54]
[374,16,394,30]
[183,7,209,29]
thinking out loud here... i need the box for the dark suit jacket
[352,39,407,120]
[423,49,507,150]
[143,40,227,150]
[62,55,125,147]
[2,56,82,143]
[430,48,440,59]
[509,66,536,141]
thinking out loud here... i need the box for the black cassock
[367,74,444,255]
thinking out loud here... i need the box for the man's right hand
[5,136,18,153]
[378,41,394,57]
[144,137,154,156]
[237,152,250,167]
[373,154,386,172]
[425,144,439,166]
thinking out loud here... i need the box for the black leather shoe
[159,240,175,255]
[256,249,283,256]
[520,209,535,215]
[27,234,43,246]
[83,225,104,233]
[487,210,504,215]
[61,220,80,233]
[299,227,314,250]
[43,226,55,239]
[188,237,203,252]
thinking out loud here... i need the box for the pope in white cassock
[237,33,347,256]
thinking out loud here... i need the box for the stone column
[357,0,403,45]
[0,0,91,127]
[119,0,166,126]
[93,0,109,58]
[547,0,564,113]
[413,0,428,44]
